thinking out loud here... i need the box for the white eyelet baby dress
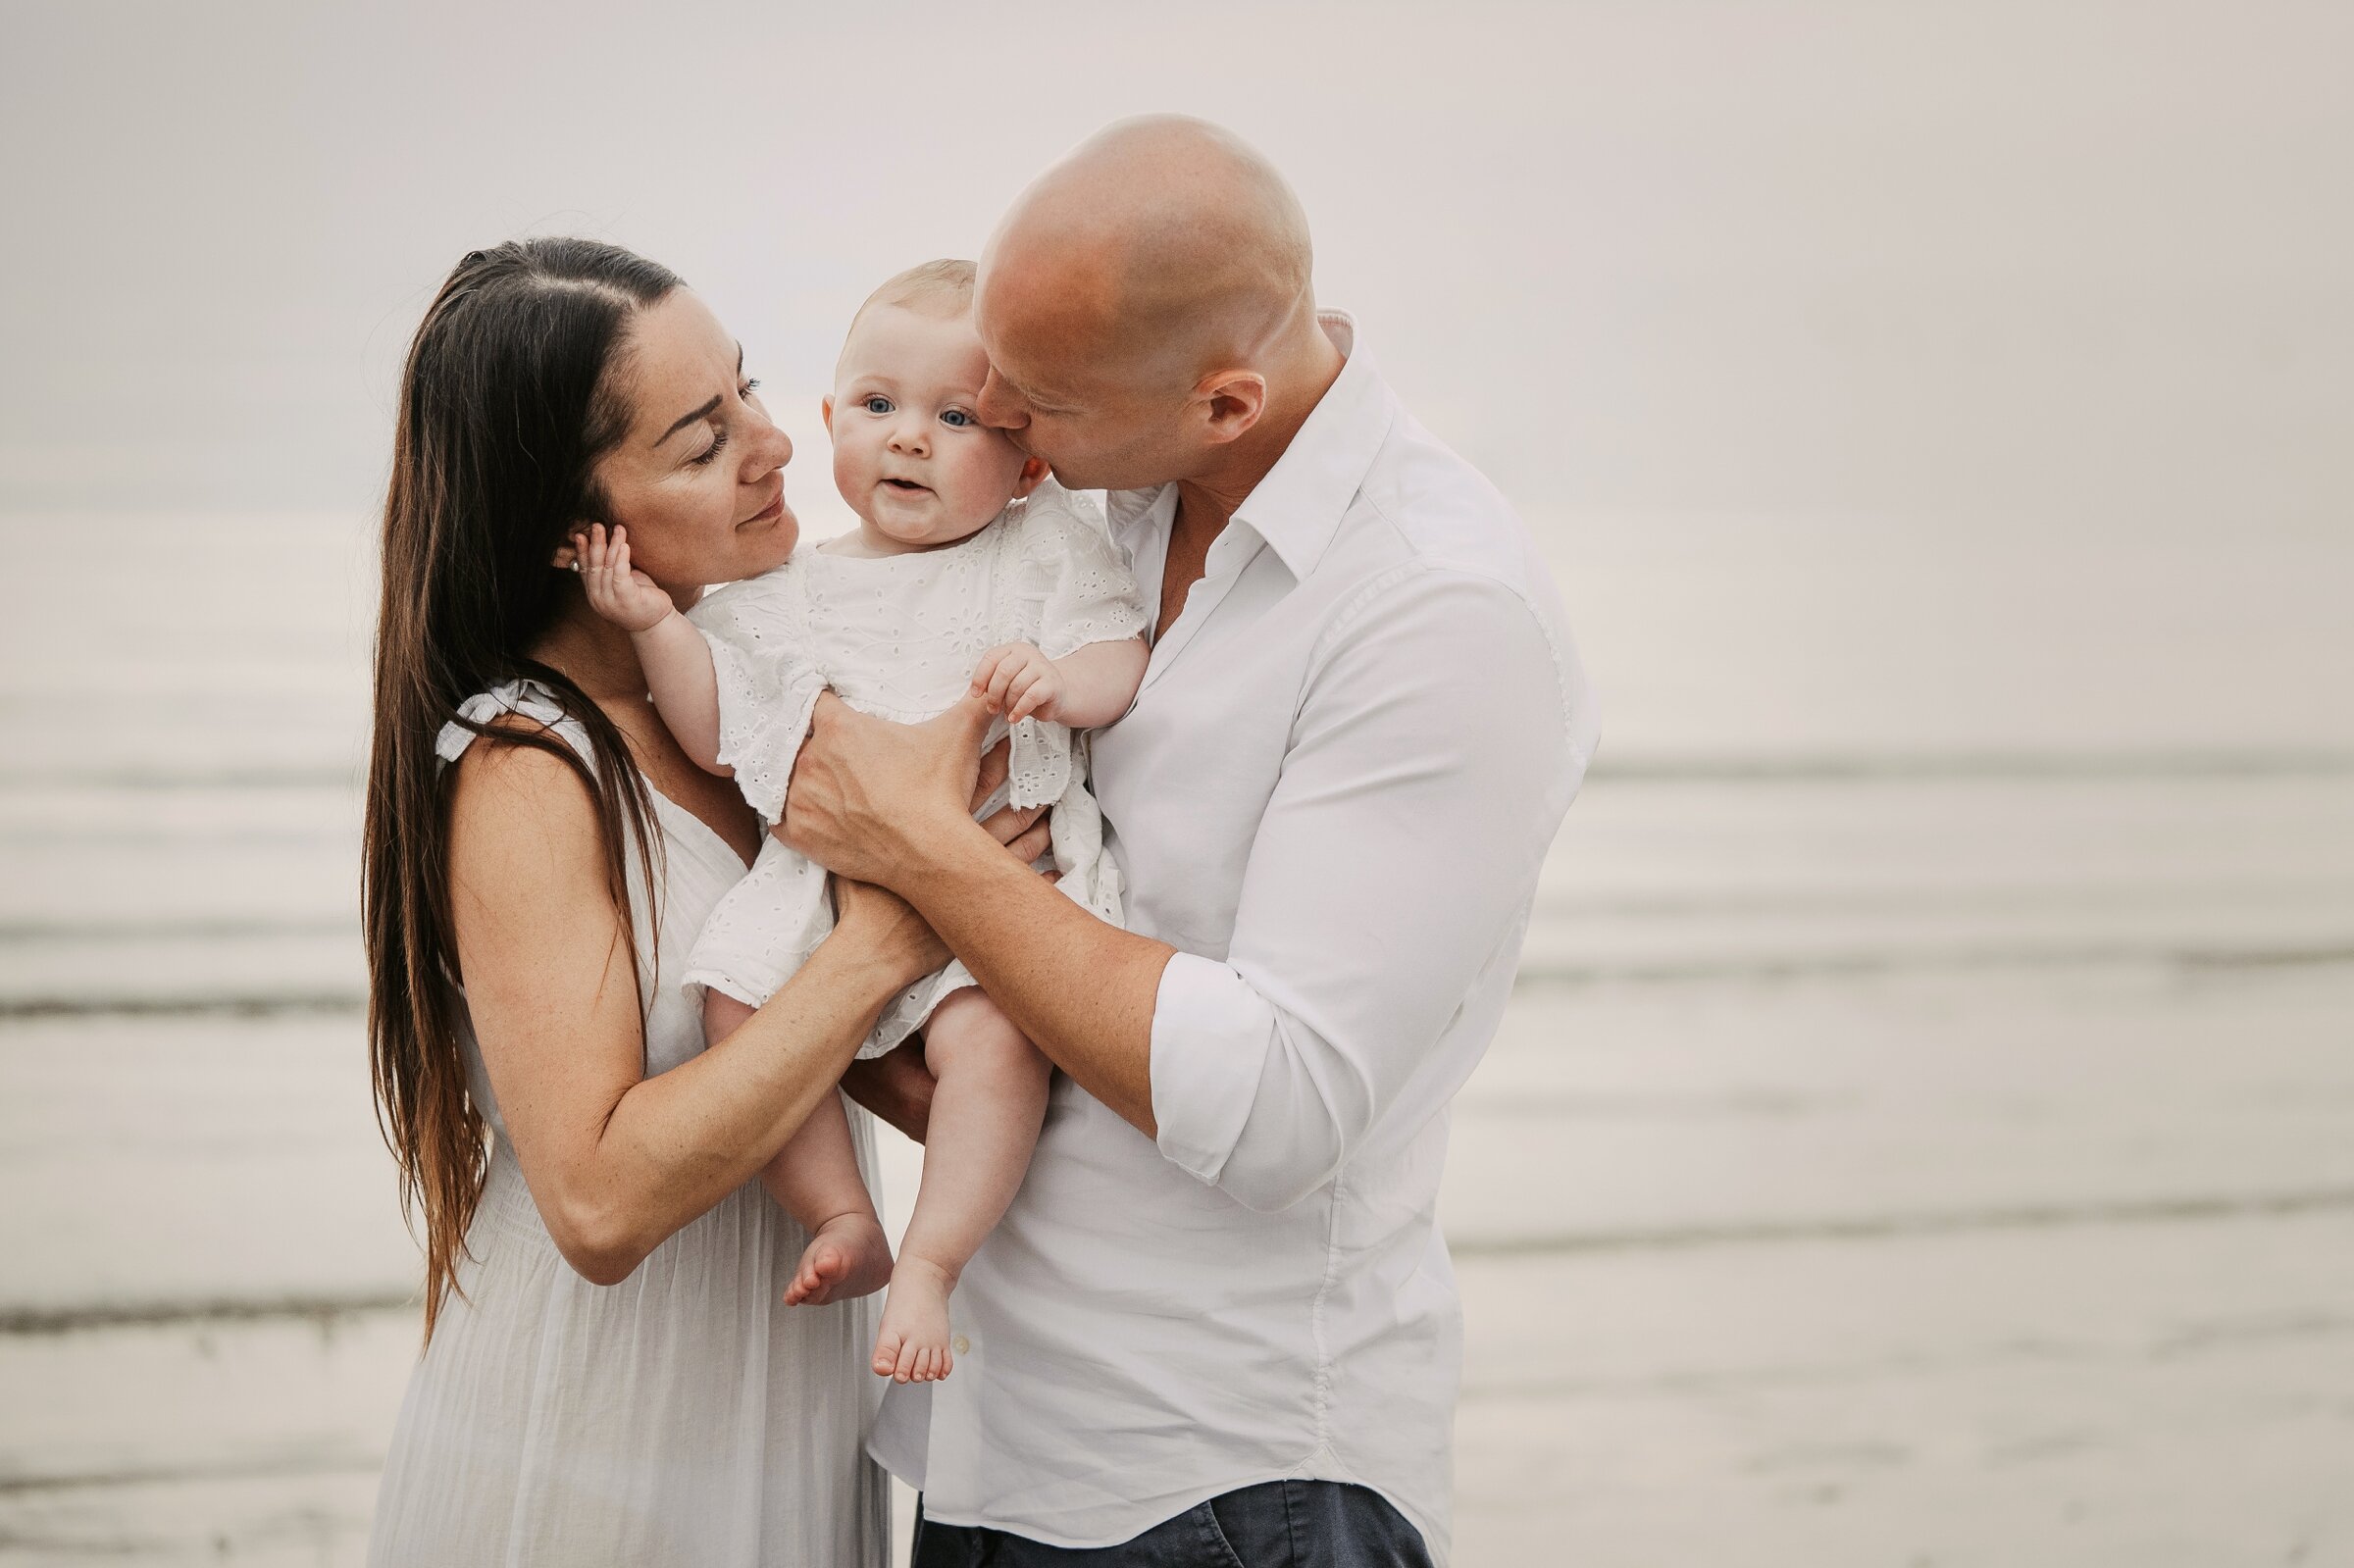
[682,479,1148,1054]
[367,681,889,1567]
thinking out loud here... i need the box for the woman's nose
[745,408,792,474]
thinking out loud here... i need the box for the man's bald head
[982,115,1316,384]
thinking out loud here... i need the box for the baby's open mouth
[883,479,930,493]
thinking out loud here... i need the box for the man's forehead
[976,303,1115,409]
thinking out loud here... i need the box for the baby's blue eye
[863,395,893,415]
[940,409,974,429]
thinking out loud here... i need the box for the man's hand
[779,691,1026,889]
[972,642,1066,724]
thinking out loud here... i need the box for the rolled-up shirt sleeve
[1149,565,1592,1211]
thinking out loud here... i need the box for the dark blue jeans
[910,1481,1434,1567]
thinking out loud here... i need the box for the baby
[583,260,1149,1382]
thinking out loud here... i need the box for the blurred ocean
[4,2,2350,1562]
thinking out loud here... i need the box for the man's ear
[1197,370,1267,446]
[820,395,835,435]
[1011,455,1049,499]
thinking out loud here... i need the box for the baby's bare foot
[872,1257,957,1383]
[784,1214,893,1307]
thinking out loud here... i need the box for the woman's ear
[550,531,585,573]
[1012,455,1049,499]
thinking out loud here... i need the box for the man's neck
[1170,316,1347,535]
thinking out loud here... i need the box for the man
[785,116,1598,1565]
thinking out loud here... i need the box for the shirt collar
[1106,310,1396,581]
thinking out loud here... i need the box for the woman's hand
[831,876,949,986]
[970,734,1056,863]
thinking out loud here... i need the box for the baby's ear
[820,395,834,435]
[1011,455,1049,499]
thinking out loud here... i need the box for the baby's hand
[972,642,1066,724]
[575,523,675,634]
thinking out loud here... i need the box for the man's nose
[976,369,1027,430]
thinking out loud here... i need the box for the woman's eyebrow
[651,347,746,447]
[654,395,722,447]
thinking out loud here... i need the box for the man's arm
[1139,573,1579,1208]
[783,570,1585,1192]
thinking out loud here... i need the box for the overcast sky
[4,1,2348,752]
[3,0,2344,527]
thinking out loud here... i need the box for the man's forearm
[908,822,1173,1138]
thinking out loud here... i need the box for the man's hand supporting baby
[780,691,1174,1138]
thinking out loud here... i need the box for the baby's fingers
[1006,672,1050,723]
[969,648,1004,696]
[985,656,1026,710]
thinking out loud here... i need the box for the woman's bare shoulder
[446,718,607,887]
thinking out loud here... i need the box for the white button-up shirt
[872,315,1598,1560]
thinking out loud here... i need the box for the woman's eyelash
[690,429,730,468]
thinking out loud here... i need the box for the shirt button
[952,1335,971,1356]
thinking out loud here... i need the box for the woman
[362,238,1044,1564]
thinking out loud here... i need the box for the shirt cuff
[1149,951,1276,1187]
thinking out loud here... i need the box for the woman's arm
[447,737,932,1286]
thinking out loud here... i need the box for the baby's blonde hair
[849,258,976,336]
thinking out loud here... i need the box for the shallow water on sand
[3,507,2352,1563]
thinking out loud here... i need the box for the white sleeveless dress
[367,680,889,1568]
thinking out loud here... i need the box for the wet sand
[5,511,2352,1563]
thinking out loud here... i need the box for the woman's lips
[741,492,786,527]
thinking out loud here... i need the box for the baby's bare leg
[705,988,893,1307]
[872,987,1051,1384]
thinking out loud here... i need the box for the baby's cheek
[832,436,871,497]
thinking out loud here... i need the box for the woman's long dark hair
[365,237,681,1340]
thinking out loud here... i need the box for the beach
[4,503,2349,1562]
[5,1,2351,1558]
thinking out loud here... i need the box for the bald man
[784,117,1598,1566]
